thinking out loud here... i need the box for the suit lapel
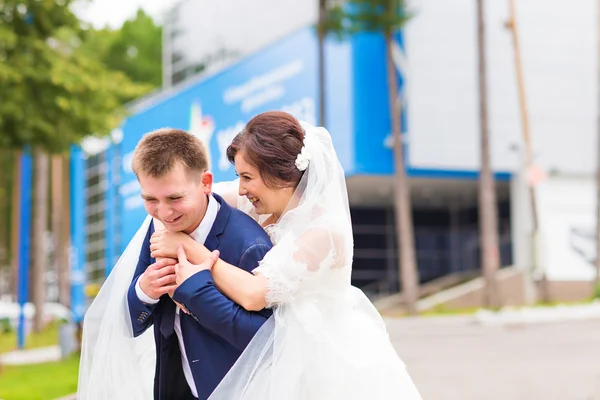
[204,193,231,251]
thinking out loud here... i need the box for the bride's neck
[262,214,279,227]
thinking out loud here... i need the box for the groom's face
[139,162,213,234]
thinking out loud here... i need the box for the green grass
[419,304,484,317]
[593,284,600,300]
[0,354,79,400]
[381,298,599,318]
[0,321,59,354]
[380,306,482,318]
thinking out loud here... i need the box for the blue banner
[117,28,355,248]
[114,27,405,248]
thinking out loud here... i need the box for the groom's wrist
[135,278,160,305]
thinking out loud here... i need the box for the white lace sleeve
[252,225,350,308]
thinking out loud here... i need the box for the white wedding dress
[77,121,422,400]
[208,122,421,399]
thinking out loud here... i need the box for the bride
[150,111,422,399]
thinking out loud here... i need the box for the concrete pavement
[0,345,61,366]
[387,316,600,400]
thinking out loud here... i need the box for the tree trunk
[10,150,22,300]
[385,31,419,315]
[59,155,71,307]
[52,154,70,306]
[596,0,600,290]
[51,155,61,299]
[476,0,502,308]
[0,150,7,269]
[31,149,49,332]
[317,0,327,127]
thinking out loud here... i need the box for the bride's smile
[235,152,296,220]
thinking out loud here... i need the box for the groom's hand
[150,230,189,259]
[139,258,178,300]
[175,244,220,285]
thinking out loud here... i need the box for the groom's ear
[201,171,213,194]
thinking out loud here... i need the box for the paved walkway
[387,316,600,400]
[5,304,600,399]
[0,345,61,366]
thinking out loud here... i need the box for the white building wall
[406,0,599,281]
[164,0,317,86]
[405,0,597,175]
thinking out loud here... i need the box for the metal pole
[17,151,32,349]
[70,146,86,325]
[506,0,547,301]
[105,145,115,277]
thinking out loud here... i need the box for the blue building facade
[75,26,514,303]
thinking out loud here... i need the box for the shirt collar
[189,194,220,245]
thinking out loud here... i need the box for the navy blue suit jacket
[127,194,272,400]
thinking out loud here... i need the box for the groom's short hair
[132,128,209,178]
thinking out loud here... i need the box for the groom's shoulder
[224,207,271,245]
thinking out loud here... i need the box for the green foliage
[0,320,59,354]
[325,0,411,37]
[80,9,163,89]
[0,0,151,153]
[593,283,600,299]
[0,318,12,334]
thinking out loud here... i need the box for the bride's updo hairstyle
[227,111,306,189]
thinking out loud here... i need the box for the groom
[127,128,272,400]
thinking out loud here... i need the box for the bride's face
[235,153,294,218]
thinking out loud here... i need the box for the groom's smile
[163,214,183,224]
[139,162,213,234]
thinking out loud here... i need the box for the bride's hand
[150,230,191,259]
[175,244,220,285]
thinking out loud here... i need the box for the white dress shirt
[136,194,220,398]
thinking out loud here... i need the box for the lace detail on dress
[263,224,283,245]
[252,240,311,308]
[253,259,305,308]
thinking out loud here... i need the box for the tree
[31,149,48,331]
[80,9,163,91]
[0,6,150,151]
[597,0,600,292]
[335,0,419,314]
[51,154,71,307]
[317,0,328,127]
[0,0,149,332]
[476,0,501,307]
[316,1,346,128]
[0,150,13,271]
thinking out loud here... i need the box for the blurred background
[1,0,600,399]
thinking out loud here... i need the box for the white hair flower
[295,146,310,171]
